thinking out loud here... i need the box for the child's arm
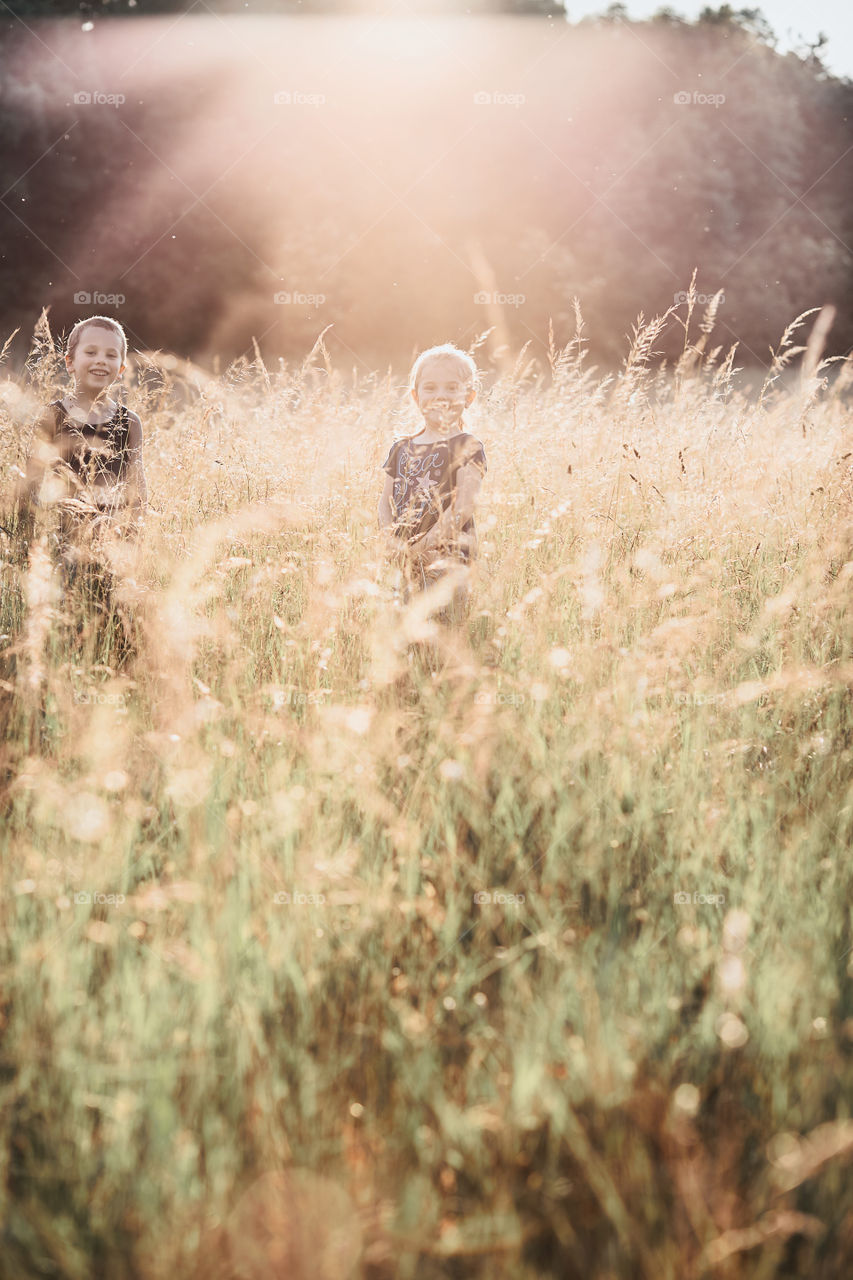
[378,473,396,530]
[421,461,483,550]
[125,412,148,523]
[452,461,483,529]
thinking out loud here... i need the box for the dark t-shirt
[382,432,487,552]
[49,399,133,489]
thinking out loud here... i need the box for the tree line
[0,5,850,368]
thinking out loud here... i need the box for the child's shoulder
[35,399,65,438]
[383,434,408,457]
[102,403,142,440]
[381,434,410,473]
[454,431,487,461]
[384,432,426,457]
[111,401,141,422]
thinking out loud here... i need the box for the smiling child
[379,343,486,595]
[19,314,147,546]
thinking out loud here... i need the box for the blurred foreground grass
[2,307,853,1278]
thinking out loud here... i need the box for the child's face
[66,324,125,396]
[411,357,475,434]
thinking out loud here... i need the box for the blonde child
[378,343,486,596]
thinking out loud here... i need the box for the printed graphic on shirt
[382,432,486,543]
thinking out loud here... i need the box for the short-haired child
[19,314,147,549]
[15,315,147,657]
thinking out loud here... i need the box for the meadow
[1,300,853,1278]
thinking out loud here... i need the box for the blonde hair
[409,343,478,393]
[67,315,127,362]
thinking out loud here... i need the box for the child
[18,314,147,550]
[379,343,486,596]
[15,315,147,659]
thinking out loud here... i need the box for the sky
[567,1,853,80]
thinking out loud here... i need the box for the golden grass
[1,301,853,1279]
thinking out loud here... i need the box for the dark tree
[1,4,850,366]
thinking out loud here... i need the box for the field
[2,305,853,1279]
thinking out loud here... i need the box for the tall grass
[1,301,853,1279]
